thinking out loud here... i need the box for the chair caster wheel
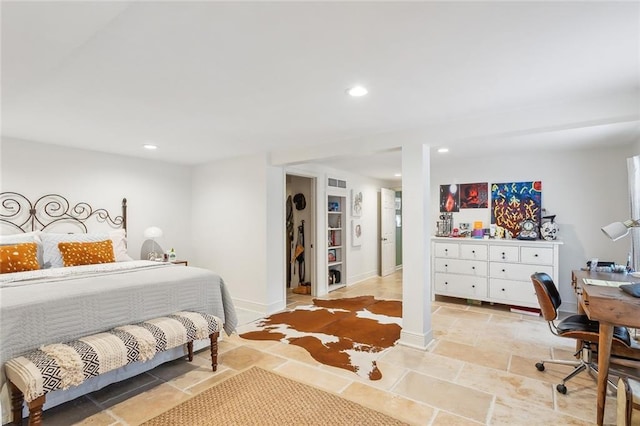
[556,384,567,394]
[535,362,545,371]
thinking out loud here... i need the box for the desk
[571,270,640,425]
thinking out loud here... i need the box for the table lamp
[143,226,163,260]
[601,219,640,241]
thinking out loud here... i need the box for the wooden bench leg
[27,395,45,426]
[210,331,219,371]
[187,341,194,362]
[9,381,24,425]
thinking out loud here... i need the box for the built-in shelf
[328,194,346,292]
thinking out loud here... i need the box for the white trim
[399,329,433,350]
[233,298,285,316]
[348,270,378,286]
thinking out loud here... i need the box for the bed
[0,192,237,420]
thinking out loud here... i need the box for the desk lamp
[143,226,163,260]
[601,219,640,241]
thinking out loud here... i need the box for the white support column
[399,143,433,349]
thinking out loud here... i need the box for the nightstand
[171,260,188,266]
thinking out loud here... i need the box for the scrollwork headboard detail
[0,192,127,233]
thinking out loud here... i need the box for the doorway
[380,187,397,276]
[285,174,315,294]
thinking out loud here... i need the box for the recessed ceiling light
[394,173,402,177]
[437,147,449,153]
[346,86,368,97]
[143,144,158,150]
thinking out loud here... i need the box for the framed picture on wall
[351,189,363,217]
[352,219,362,247]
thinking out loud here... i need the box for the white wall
[430,145,632,311]
[0,138,193,260]
[191,153,285,314]
[5,137,634,317]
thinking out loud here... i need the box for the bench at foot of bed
[4,311,222,426]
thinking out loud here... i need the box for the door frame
[284,171,317,296]
[380,187,397,276]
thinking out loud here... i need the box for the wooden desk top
[572,270,640,328]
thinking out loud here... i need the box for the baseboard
[348,270,378,286]
[399,329,434,350]
[233,297,285,316]
[395,264,403,271]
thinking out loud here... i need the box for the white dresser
[432,237,563,309]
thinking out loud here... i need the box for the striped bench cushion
[5,311,221,402]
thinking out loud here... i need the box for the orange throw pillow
[58,240,116,267]
[0,242,40,273]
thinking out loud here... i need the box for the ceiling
[2,2,639,183]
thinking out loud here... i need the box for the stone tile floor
[20,271,637,425]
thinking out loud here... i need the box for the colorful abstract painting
[460,183,488,209]
[491,181,542,238]
[439,184,459,212]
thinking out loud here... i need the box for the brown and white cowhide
[240,295,402,380]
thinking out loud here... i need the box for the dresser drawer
[434,273,488,299]
[434,258,487,276]
[490,262,553,281]
[489,245,519,262]
[459,244,488,260]
[489,279,539,308]
[434,242,459,258]
[520,247,553,265]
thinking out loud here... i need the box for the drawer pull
[501,288,505,292]
[471,266,475,270]
[534,254,539,257]
[472,250,475,254]
[444,282,448,285]
[502,269,506,272]
[472,285,475,288]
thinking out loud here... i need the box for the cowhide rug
[239,295,402,380]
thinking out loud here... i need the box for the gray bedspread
[0,261,238,367]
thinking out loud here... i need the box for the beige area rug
[240,295,402,380]
[142,367,407,425]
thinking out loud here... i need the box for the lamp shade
[143,226,163,239]
[602,222,629,241]
[601,219,639,241]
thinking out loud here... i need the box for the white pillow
[0,231,42,244]
[0,231,44,267]
[109,229,134,262]
[41,230,132,268]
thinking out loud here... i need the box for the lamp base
[148,251,158,261]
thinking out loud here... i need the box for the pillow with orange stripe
[0,242,40,273]
[58,240,116,267]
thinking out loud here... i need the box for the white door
[380,188,396,276]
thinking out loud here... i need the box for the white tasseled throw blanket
[5,311,221,402]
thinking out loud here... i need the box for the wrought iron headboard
[0,192,127,233]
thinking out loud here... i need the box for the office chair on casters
[530,272,632,395]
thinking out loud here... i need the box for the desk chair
[530,272,632,394]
